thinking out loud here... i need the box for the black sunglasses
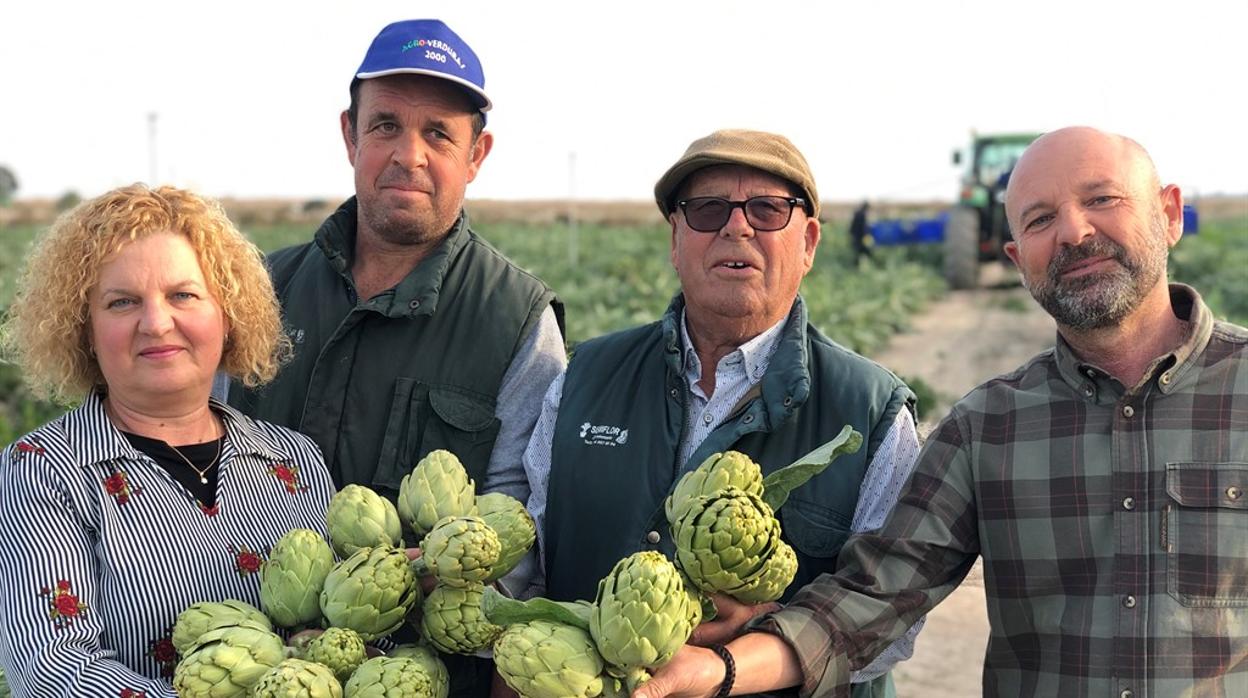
[676,196,808,233]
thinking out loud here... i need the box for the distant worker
[228,18,566,697]
[637,126,1248,698]
[523,129,925,696]
[848,199,874,264]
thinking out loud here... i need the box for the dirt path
[866,262,1055,697]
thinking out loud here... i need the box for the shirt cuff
[748,607,852,698]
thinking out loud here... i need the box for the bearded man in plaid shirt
[637,127,1248,698]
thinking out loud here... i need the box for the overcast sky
[3,0,1246,204]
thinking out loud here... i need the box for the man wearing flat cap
[231,20,565,694]
[521,129,922,696]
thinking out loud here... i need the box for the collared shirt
[757,285,1248,697]
[678,312,787,468]
[525,315,924,681]
[0,393,335,696]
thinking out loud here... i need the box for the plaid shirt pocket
[1164,462,1248,607]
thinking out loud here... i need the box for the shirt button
[1159,372,1172,385]
[1122,595,1137,608]
[1083,385,1095,398]
[1229,486,1243,501]
[743,414,755,424]
[1122,405,1135,418]
[1121,690,1134,698]
[409,299,421,309]
[645,530,661,544]
[1085,368,1096,378]
[783,396,793,407]
[1122,497,1135,511]
[702,412,713,425]
[670,388,679,398]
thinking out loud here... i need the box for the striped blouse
[0,392,335,697]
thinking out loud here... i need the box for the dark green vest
[232,198,562,498]
[545,296,909,696]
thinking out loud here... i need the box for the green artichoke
[172,624,286,696]
[261,528,336,628]
[665,451,763,524]
[171,599,272,656]
[420,516,500,587]
[252,658,343,697]
[397,450,477,539]
[386,645,449,698]
[320,546,421,642]
[476,492,536,582]
[671,487,795,603]
[591,551,695,684]
[327,485,404,559]
[419,582,502,654]
[494,620,606,698]
[343,657,440,697]
[301,627,367,682]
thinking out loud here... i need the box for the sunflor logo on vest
[580,422,628,447]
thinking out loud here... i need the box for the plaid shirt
[755,285,1248,697]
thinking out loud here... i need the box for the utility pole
[147,112,158,185]
[568,151,579,266]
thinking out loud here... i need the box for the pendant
[200,476,208,484]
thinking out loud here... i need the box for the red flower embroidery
[148,630,177,677]
[39,578,87,629]
[102,470,141,506]
[228,544,264,575]
[13,440,47,460]
[268,462,310,494]
[105,474,125,494]
[121,689,148,698]
[199,502,220,517]
[54,594,79,616]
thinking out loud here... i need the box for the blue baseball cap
[353,19,492,114]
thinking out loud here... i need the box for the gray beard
[1023,220,1169,330]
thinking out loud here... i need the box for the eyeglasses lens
[682,196,796,232]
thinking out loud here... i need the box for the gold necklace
[170,437,223,485]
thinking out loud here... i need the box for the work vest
[545,296,910,696]
[232,198,562,497]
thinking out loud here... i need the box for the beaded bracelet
[709,644,736,698]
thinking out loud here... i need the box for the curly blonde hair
[1,184,291,404]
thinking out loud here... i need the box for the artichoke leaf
[481,587,593,630]
[761,426,863,511]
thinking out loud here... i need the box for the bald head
[1005,127,1162,235]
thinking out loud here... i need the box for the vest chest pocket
[780,498,852,571]
[376,380,501,492]
[1164,462,1248,607]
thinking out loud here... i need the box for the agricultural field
[0,199,1243,445]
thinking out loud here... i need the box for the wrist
[707,644,736,698]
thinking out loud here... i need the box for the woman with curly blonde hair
[0,184,335,694]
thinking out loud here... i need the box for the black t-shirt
[121,432,222,508]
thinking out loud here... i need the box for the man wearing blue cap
[230,21,565,684]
